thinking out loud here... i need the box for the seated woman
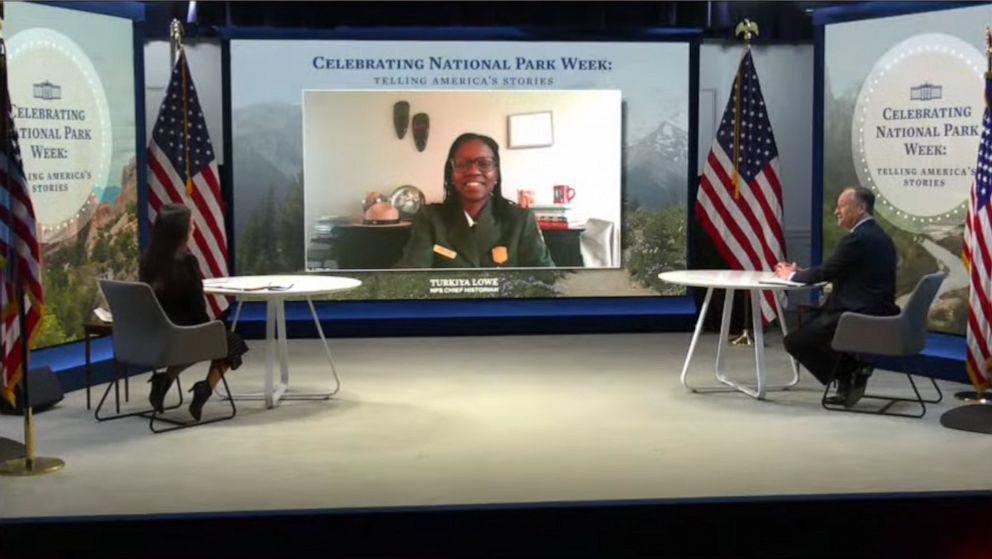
[140,204,249,421]
[394,132,555,268]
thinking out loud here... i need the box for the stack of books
[531,205,570,231]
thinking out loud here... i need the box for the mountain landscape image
[37,158,139,347]
[619,110,689,294]
[232,102,303,241]
[624,110,689,211]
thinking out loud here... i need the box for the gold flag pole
[954,28,992,405]
[730,19,760,348]
[170,18,183,65]
[169,19,194,197]
[0,3,64,477]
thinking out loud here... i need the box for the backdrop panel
[821,3,992,334]
[6,2,138,347]
[231,39,690,301]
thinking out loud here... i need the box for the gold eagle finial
[735,19,760,44]
[170,18,184,50]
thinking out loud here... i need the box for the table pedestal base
[222,384,332,403]
[680,287,800,399]
[221,298,341,409]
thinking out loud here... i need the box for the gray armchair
[823,272,946,417]
[98,280,236,432]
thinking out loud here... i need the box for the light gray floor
[1,332,988,519]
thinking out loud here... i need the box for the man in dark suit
[774,186,899,407]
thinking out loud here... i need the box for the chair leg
[923,375,943,404]
[147,375,237,434]
[820,357,844,411]
[820,355,942,419]
[95,369,184,422]
[836,376,926,418]
[114,360,121,414]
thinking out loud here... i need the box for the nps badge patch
[491,246,508,265]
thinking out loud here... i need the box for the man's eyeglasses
[451,157,497,172]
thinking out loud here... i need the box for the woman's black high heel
[188,381,212,421]
[148,373,174,414]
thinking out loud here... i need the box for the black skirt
[225,330,250,370]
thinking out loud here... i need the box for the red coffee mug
[553,185,576,205]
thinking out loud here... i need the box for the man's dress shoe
[844,365,874,408]
[824,370,853,405]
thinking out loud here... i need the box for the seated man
[774,186,899,407]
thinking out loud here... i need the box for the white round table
[659,270,814,399]
[204,275,362,408]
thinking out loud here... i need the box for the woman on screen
[395,132,555,269]
[139,204,249,421]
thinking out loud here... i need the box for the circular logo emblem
[852,33,983,234]
[8,28,112,244]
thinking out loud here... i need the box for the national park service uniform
[395,201,555,268]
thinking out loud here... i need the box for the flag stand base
[940,404,992,435]
[730,329,754,346]
[953,391,992,404]
[0,456,65,476]
[0,437,26,463]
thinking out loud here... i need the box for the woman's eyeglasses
[451,157,497,172]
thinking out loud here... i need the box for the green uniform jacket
[395,201,555,268]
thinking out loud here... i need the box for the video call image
[302,89,622,271]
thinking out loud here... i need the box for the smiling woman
[393,133,555,269]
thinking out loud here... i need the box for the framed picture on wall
[507,111,553,148]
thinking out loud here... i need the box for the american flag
[963,72,992,394]
[148,49,229,317]
[695,51,786,324]
[0,36,44,406]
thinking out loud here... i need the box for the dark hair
[849,186,876,215]
[140,204,191,282]
[442,132,513,218]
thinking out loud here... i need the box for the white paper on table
[758,277,806,287]
[203,278,293,291]
[92,307,113,323]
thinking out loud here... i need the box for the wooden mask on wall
[393,101,410,139]
[412,113,429,152]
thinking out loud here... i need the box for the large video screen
[232,40,689,300]
[823,4,992,335]
[6,3,138,347]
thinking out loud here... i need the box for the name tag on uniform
[433,244,457,260]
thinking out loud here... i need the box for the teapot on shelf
[517,190,536,208]
[362,191,399,224]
